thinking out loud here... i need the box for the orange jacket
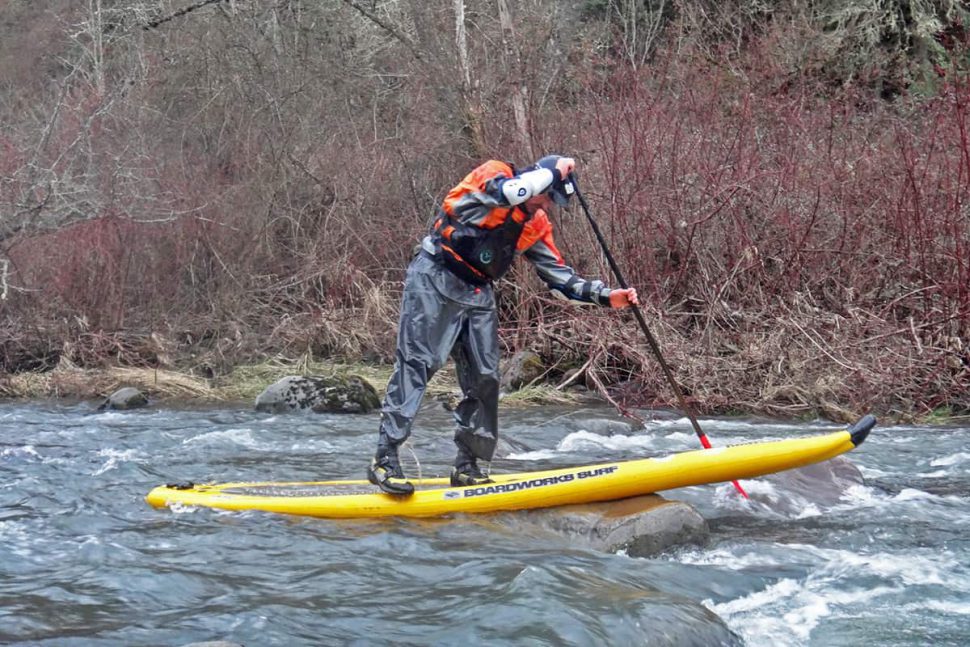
[432,161,565,283]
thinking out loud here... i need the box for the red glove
[608,288,638,309]
[555,157,575,179]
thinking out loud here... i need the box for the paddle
[569,173,749,499]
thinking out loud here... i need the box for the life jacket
[430,160,532,285]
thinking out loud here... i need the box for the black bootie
[367,444,414,496]
[450,449,493,487]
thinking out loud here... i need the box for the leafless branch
[0,259,8,300]
[143,0,227,30]
[339,0,424,61]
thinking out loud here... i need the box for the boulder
[500,350,545,391]
[98,387,148,411]
[525,494,709,557]
[569,416,635,436]
[748,455,865,515]
[255,375,380,414]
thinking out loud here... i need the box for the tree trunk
[496,0,533,158]
[455,0,487,157]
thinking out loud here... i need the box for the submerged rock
[255,375,380,414]
[747,455,865,515]
[635,604,743,647]
[526,494,709,557]
[98,387,148,411]
[569,416,635,436]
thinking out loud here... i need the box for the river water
[0,401,967,646]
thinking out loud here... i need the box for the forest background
[1,0,968,422]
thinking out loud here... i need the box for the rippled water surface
[1,401,967,646]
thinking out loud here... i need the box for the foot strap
[368,460,415,496]
[450,468,494,487]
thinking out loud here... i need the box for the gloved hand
[608,287,638,309]
[555,157,575,180]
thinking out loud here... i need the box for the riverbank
[0,356,588,411]
[2,352,967,426]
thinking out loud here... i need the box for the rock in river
[255,375,381,414]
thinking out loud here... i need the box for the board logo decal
[454,465,619,499]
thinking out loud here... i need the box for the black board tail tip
[164,481,195,490]
[848,414,876,447]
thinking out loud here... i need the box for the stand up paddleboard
[146,415,875,519]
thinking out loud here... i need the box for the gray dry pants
[377,252,500,464]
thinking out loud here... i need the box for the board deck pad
[218,482,452,497]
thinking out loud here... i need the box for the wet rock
[749,455,865,514]
[640,605,743,646]
[255,375,380,414]
[569,417,635,436]
[98,387,148,411]
[435,391,463,411]
[558,365,588,390]
[527,494,709,557]
[500,350,545,390]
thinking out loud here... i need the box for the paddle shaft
[570,175,749,498]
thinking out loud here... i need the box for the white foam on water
[808,546,964,588]
[903,599,970,615]
[893,487,963,504]
[930,452,970,467]
[644,417,693,429]
[833,482,881,506]
[556,430,656,453]
[93,411,127,421]
[711,577,802,614]
[703,579,903,646]
[182,428,263,449]
[693,542,937,647]
[678,544,970,647]
[661,430,763,446]
[168,502,200,514]
[93,448,143,475]
[1,445,41,460]
[707,479,827,519]
[282,438,337,454]
[650,417,833,435]
[794,503,823,519]
[703,578,897,647]
[747,542,970,592]
[730,478,779,499]
[879,433,924,445]
[678,545,789,570]
[710,482,757,512]
[657,431,699,445]
[813,483,967,517]
[856,465,891,478]
[0,445,69,467]
[505,449,558,461]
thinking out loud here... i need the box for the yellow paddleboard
[146,415,874,519]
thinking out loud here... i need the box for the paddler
[368,156,639,495]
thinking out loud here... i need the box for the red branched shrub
[2,2,967,417]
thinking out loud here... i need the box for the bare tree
[496,0,533,158]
